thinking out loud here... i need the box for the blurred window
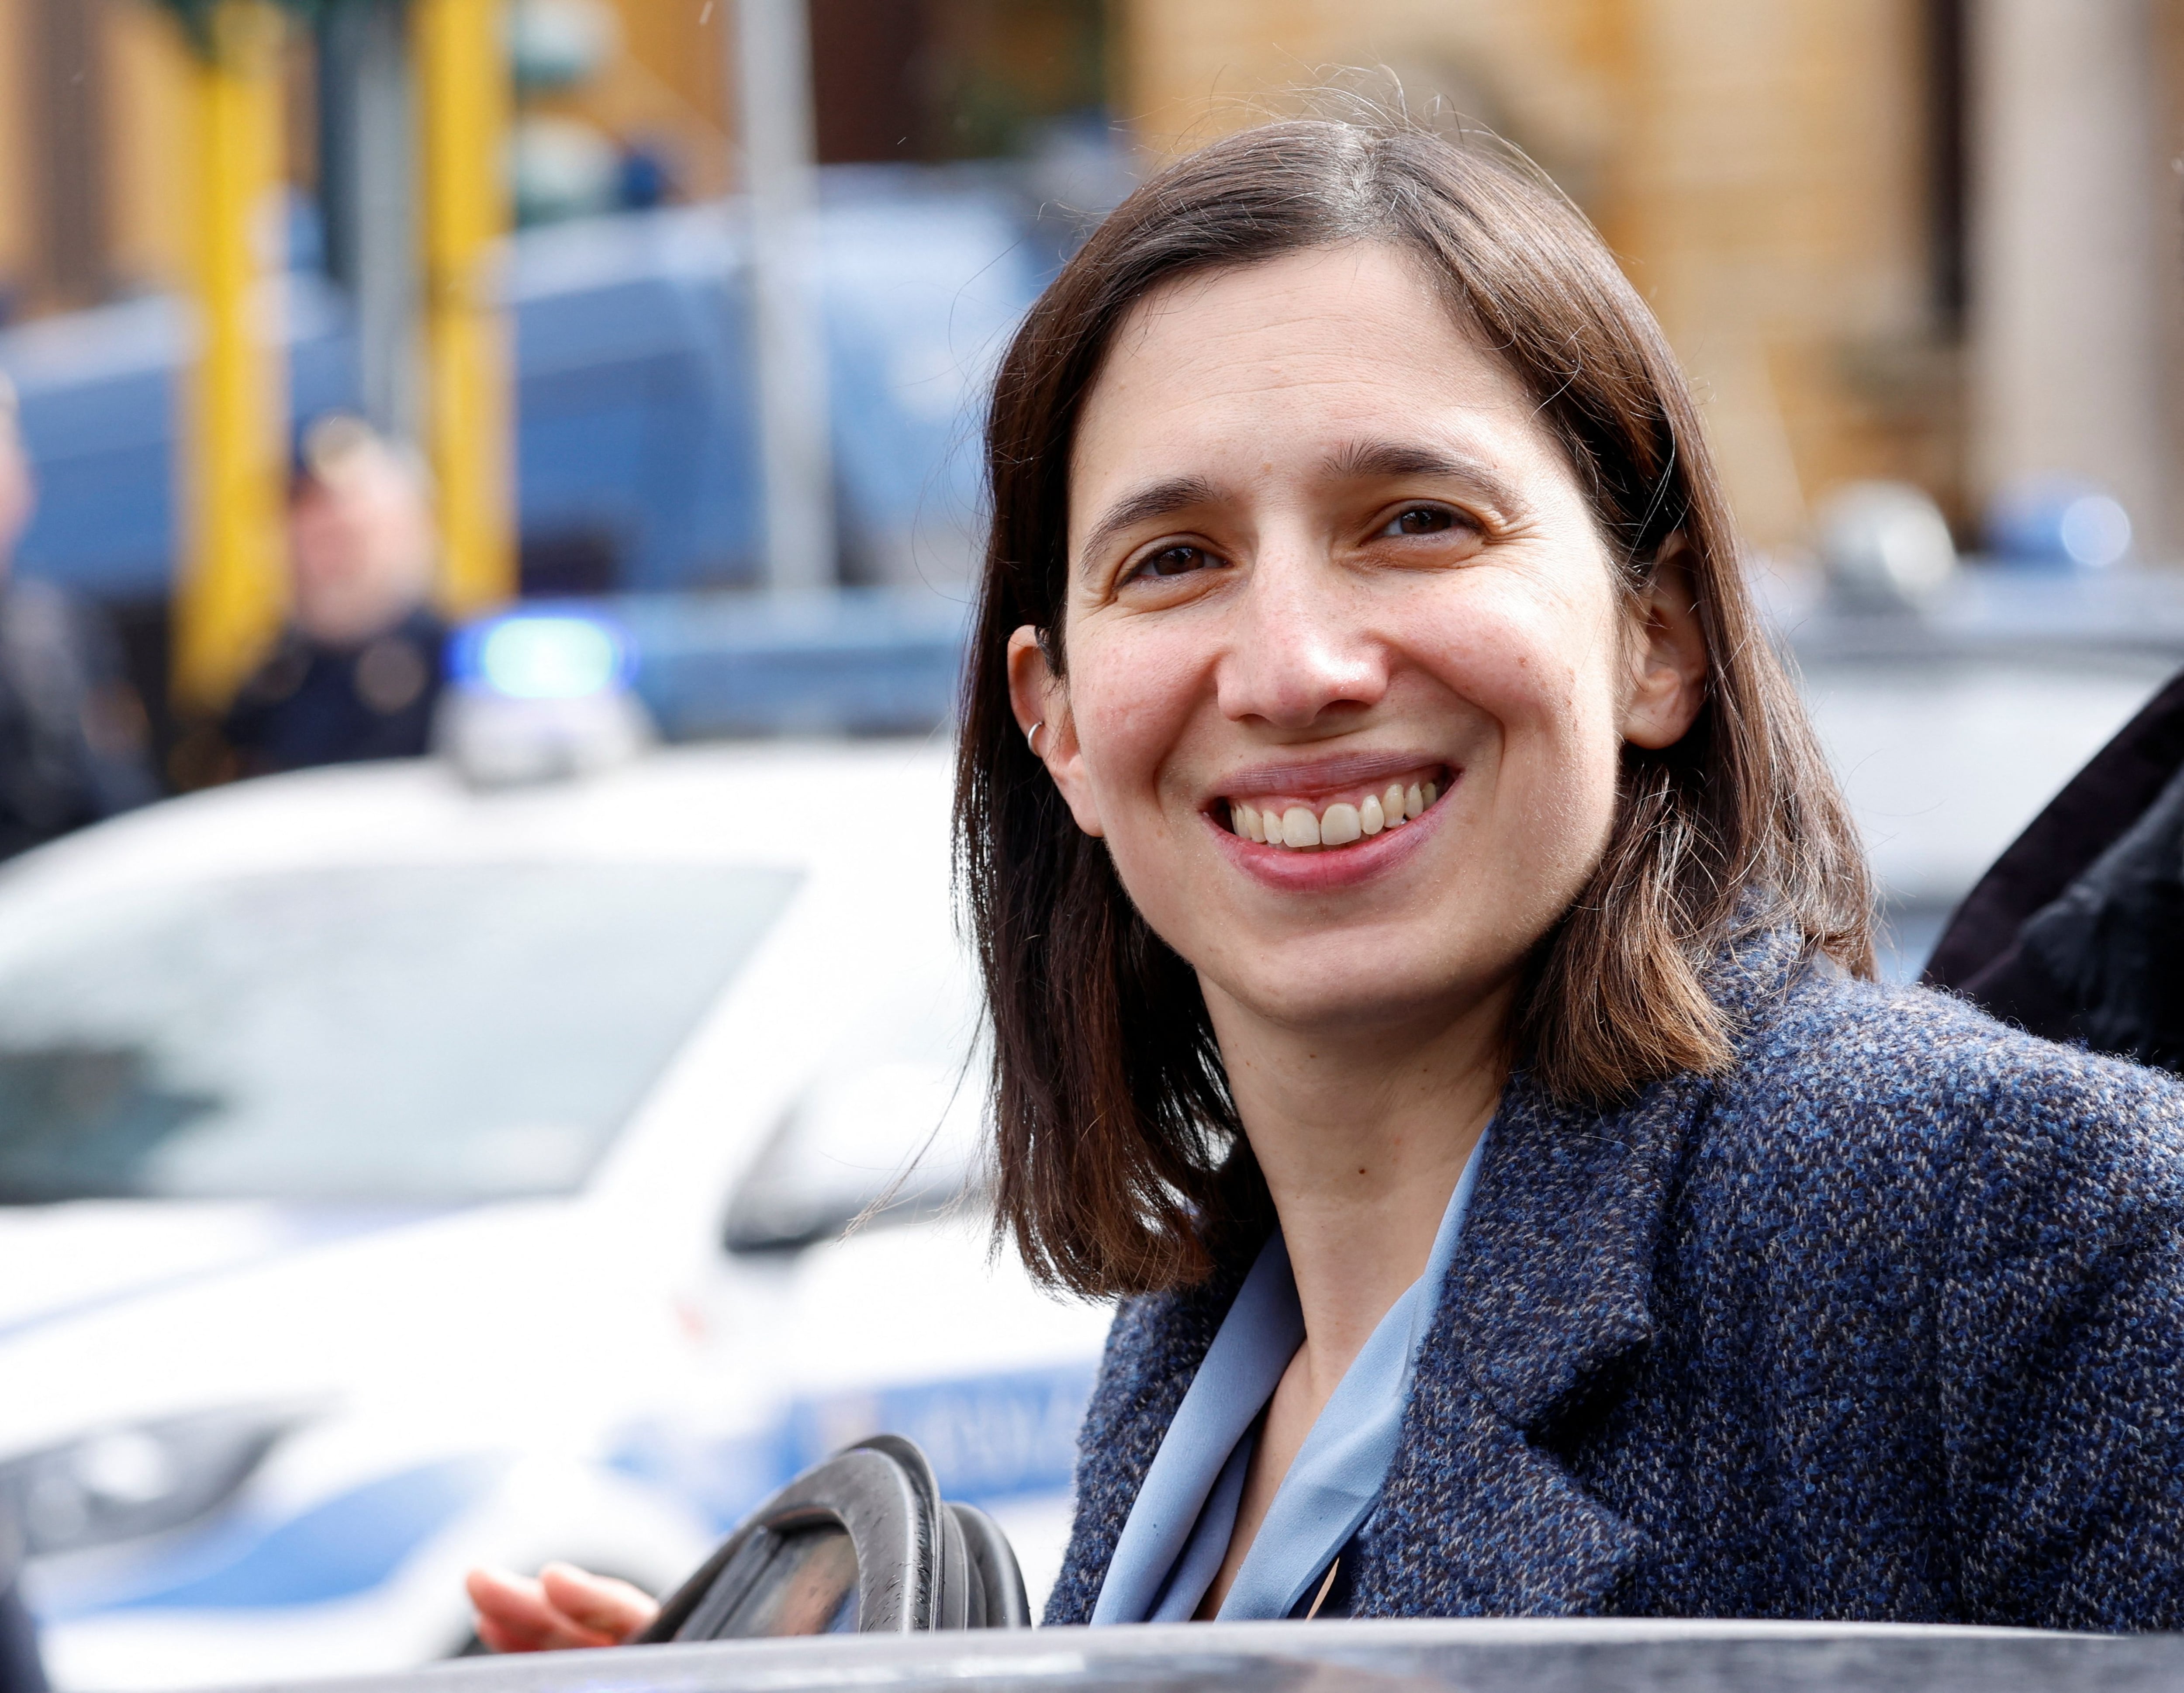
[0,863,797,1203]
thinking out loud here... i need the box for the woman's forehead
[1070,245,1556,522]
[1104,244,1487,387]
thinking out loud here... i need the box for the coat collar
[1446,1062,1702,1432]
[1050,1254,1251,1622]
[1353,919,1809,1616]
[1066,1066,1708,1622]
[1345,1061,1709,1616]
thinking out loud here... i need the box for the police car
[0,616,1108,1689]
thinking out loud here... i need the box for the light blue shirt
[1089,1134,1488,1623]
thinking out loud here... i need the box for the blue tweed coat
[1044,926,2184,1631]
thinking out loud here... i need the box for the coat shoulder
[1725,961,2184,1172]
[1697,961,2184,1299]
[1681,961,2184,1628]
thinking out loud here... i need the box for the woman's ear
[1007,625,1105,837]
[1621,536,1709,750]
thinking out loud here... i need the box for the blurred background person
[0,374,154,860]
[1922,658,2184,1071]
[223,414,448,776]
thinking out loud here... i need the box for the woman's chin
[1202,949,1499,1037]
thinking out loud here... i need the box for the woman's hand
[465,1562,660,1652]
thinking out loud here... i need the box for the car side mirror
[720,1067,978,1256]
[638,1434,1028,1641]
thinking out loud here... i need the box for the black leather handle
[636,1434,1028,1641]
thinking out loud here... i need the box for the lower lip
[1205,786,1451,892]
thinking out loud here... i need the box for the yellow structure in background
[418,0,516,618]
[173,0,289,715]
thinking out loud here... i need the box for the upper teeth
[1230,780,1439,849]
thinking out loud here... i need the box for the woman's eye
[1381,506,1457,537]
[1134,544,1215,580]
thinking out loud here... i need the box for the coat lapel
[1356,921,1807,1617]
[1044,1253,1253,1623]
[1355,1063,1709,1616]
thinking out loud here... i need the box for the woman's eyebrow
[1077,475,1222,567]
[1324,440,1525,510]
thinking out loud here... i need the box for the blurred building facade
[0,0,2174,556]
[1117,0,2184,558]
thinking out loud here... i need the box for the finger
[467,1567,555,1621]
[467,1569,556,1651]
[540,1562,661,1642]
[465,1568,616,1652]
[473,1614,536,1656]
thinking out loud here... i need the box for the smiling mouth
[1218,767,1449,852]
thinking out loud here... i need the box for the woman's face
[1011,243,1705,1039]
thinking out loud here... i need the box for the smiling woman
[963,121,1868,1300]
[950,115,2184,1632]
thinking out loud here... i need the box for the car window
[0,863,799,1204]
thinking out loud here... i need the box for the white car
[0,737,1108,1690]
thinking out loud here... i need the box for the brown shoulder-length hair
[954,115,1874,1300]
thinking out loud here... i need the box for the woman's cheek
[1517,652,1624,812]
[1530,686,1628,894]
[1069,631,1205,822]
[1437,614,1625,888]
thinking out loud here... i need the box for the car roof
[0,740,957,901]
[197,1618,2184,1693]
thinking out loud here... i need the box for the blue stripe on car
[609,1361,1098,1532]
[792,1363,1095,1506]
[53,1455,506,1615]
[49,1361,1091,1619]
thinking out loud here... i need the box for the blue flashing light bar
[606,587,974,740]
[446,588,979,742]
[451,612,635,701]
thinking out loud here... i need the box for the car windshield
[0,862,798,1204]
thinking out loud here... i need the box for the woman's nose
[1215,549,1389,729]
